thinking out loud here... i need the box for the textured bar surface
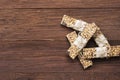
[66,31,93,69]
[82,46,120,59]
[78,52,93,69]
[61,15,110,47]
[66,31,78,45]
[68,23,97,59]
[61,15,87,32]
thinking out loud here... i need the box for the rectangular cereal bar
[66,31,93,69]
[68,23,97,59]
[61,15,87,32]
[61,15,110,47]
[82,45,120,59]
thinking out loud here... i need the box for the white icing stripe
[73,20,87,32]
[95,47,108,58]
[73,35,87,49]
[95,34,109,47]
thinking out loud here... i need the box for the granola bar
[66,31,93,69]
[68,23,97,59]
[82,45,120,59]
[61,15,110,48]
[61,15,87,32]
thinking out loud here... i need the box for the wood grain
[0,9,119,40]
[16,72,119,80]
[0,0,120,9]
[0,40,120,73]
[0,0,120,80]
[0,72,120,80]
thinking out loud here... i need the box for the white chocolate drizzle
[95,47,108,58]
[73,35,87,49]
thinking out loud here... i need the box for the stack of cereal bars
[61,15,120,69]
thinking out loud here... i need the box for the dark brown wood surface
[0,0,120,80]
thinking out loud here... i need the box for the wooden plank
[0,55,119,73]
[0,9,119,40]
[0,2,119,80]
[0,8,119,73]
[0,40,119,73]
[0,72,120,80]
[16,72,120,80]
[0,0,119,80]
[0,0,120,9]
[0,40,119,51]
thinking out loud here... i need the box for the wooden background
[0,0,120,80]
